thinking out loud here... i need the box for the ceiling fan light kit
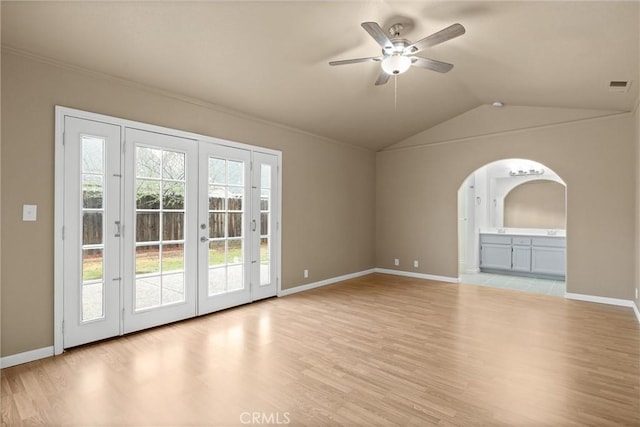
[382,55,412,75]
[329,20,465,86]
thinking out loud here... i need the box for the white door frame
[54,106,282,355]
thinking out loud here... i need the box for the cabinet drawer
[512,237,531,246]
[531,237,566,248]
[480,234,511,245]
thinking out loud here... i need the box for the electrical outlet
[303,269,309,279]
[394,259,399,266]
[413,260,419,268]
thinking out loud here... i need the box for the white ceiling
[2,1,638,151]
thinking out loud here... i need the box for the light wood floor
[2,273,639,426]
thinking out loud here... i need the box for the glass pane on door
[134,146,187,311]
[260,164,271,286]
[207,157,245,295]
[81,136,106,321]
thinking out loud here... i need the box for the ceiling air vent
[608,80,631,93]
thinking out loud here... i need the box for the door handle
[252,220,257,232]
[114,221,121,237]
[200,236,208,243]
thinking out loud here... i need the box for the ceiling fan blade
[361,22,394,51]
[374,71,390,86]
[404,23,465,54]
[410,57,454,73]
[329,56,383,66]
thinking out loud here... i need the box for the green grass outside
[82,243,267,281]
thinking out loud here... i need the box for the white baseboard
[374,268,460,284]
[565,292,633,307]
[565,293,640,323]
[1,346,54,369]
[278,269,376,297]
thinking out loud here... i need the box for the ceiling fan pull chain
[394,74,398,111]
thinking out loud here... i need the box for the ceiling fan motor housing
[383,39,410,55]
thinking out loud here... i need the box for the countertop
[480,228,566,237]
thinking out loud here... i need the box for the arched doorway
[457,159,567,296]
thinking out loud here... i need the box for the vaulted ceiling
[2,1,638,151]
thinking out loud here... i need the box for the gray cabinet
[480,234,512,270]
[511,236,532,272]
[531,237,566,276]
[480,243,512,270]
[480,233,565,279]
[512,245,532,272]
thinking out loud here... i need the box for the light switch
[23,204,37,221]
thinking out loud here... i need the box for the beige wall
[0,7,3,361]
[635,103,640,311]
[635,9,640,314]
[377,110,636,300]
[504,180,566,229]
[0,51,376,356]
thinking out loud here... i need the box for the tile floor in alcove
[459,272,565,297]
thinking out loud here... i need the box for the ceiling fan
[329,21,465,86]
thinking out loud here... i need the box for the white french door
[62,117,122,348]
[198,144,252,314]
[123,128,198,333]
[57,109,281,351]
[197,146,280,314]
